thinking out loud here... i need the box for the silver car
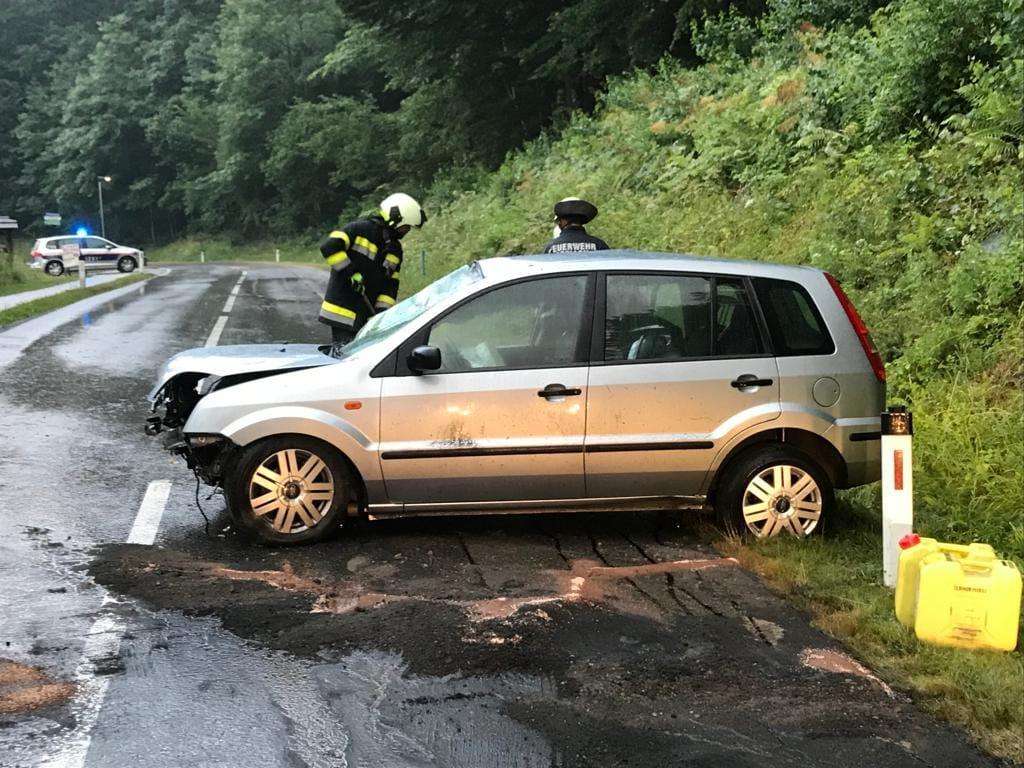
[148,252,885,545]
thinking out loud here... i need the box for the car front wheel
[226,436,352,545]
[716,444,834,539]
[116,256,137,273]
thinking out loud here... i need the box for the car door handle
[731,374,774,389]
[538,384,582,399]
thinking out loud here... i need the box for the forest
[1,0,769,240]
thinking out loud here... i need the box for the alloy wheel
[741,464,822,538]
[247,448,335,535]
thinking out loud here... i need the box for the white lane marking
[127,480,171,545]
[40,481,172,768]
[212,269,246,331]
[204,315,228,347]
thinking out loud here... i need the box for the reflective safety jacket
[317,215,403,330]
[542,224,609,254]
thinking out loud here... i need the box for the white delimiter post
[275,248,280,263]
[881,406,914,587]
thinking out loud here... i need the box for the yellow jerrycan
[895,534,1021,651]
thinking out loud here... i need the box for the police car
[29,235,144,276]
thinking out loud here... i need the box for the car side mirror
[407,345,441,373]
[105,244,114,249]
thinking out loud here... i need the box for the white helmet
[380,193,427,229]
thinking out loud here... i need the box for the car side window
[427,275,588,373]
[715,278,762,356]
[605,274,712,361]
[84,237,108,248]
[752,277,835,356]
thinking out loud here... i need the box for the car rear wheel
[226,436,352,545]
[45,260,64,277]
[116,256,137,273]
[716,444,834,539]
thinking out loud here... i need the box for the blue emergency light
[75,227,89,237]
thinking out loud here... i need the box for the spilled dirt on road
[800,647,895,698]
[205,553,741,624]
[86,513,998,767]
[0,659,75,714]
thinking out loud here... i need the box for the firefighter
[318,193,427,353]
[542,197,609,254]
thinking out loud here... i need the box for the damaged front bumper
[146,373,234,485]
[155,425,236,486]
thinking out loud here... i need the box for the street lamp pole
[96,175,111,238]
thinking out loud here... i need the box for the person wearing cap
[318,192,427,354]
[542,197,609,254]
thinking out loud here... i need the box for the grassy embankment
[0,259,76,298]
[149,1,1022,757]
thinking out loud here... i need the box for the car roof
[477,250,822,283]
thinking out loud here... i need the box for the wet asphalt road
[0,265,1008,767]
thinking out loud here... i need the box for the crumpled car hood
[148,343,336,400]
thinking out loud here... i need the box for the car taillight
[31,250,41,259]
[824,272,885,382]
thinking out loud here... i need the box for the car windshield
[337,262,485,358]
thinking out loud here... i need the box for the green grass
[0,272,153,328]
[0,248,77,297]
[145,237,320,265]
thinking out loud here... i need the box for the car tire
[225,436,353,545]
[715,444,834,540]
[117,256,137,273]
[45,260,65,277]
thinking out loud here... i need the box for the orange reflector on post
[893,449,904,490]
[344,401,362,410]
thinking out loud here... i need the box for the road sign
[61,241,81,268]
[43,212,61,226]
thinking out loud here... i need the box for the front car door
[379,273,594,505]
[585,271,780,498]
[81,237,112,267]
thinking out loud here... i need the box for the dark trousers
[331,325,356,345]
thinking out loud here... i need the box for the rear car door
[379,273,593,504]
[585,272,780,497]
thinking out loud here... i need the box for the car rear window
[715,277,763,356]
[752,277,835,356]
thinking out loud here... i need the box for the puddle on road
[315,649,555,768]
[0,659,75,714]
[65,608,556,768]
[51,274,222,375]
